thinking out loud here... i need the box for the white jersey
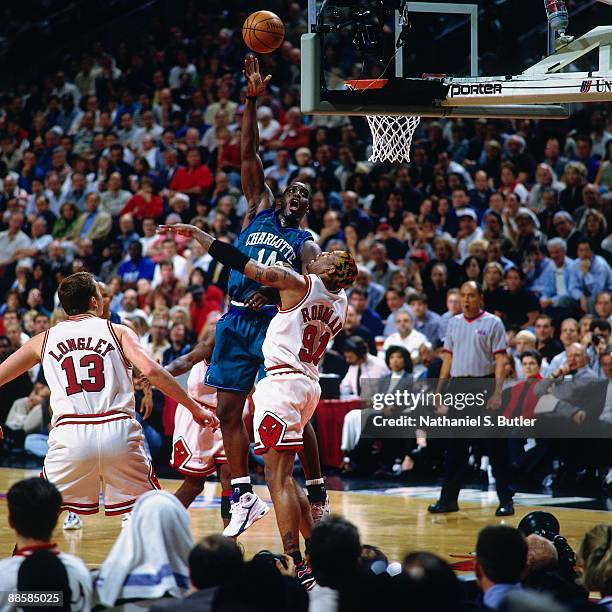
[42,314,135,425]
[186,360,217,408]
[262,274,348,381]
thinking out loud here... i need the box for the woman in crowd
[341,346,414,475]
[578,524,612,611]
[580,209,608,257]
[461,255,482,284]
[52,202,79,239]
[501,267,540,330]
[483,261,505,317]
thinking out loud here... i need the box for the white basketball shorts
[43,411,160,515]
[171,404,226,477]
[252,373,321,455]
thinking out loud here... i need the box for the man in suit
[151,535,243,611]
[552,347,612,492]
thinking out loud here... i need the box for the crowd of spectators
[0,2,611,494]
[1,478,610,611]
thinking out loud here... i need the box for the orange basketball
[242,10,285,54]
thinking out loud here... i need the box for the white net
[366,115,421,163]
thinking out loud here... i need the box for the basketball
[242,10,285,54]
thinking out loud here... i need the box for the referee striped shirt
[443,311,507,377]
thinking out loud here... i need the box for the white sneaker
[121,513,132,529]
[310,496,330,524]
[62,512,82,530]
[222,492,269,537]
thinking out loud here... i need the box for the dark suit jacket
[150,587,217,612]
[374,372,414,414]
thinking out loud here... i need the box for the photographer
[522,534,591,610]
[585,319,611,378]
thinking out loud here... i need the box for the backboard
[302,0,612,119]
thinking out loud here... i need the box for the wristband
[246,95,258,101]
[209,239,250,273]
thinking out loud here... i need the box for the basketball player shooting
[0,272,219,518]
[196,55,329,537]
[159,222,357,578]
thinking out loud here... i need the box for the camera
[518,511,578,581]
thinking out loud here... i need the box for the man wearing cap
[456,208,483,260]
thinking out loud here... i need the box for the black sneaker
[296,560,316,591]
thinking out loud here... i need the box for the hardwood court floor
[0,468,608,568]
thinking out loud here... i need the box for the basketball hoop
[344,79,421,164]
[366,114,421,163]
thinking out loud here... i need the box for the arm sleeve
[491,319,507,354]
[568,264,582,301]
[442,320,454,353]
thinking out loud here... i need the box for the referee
[428,281,515,517]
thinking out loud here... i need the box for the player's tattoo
[264,269,279,283]
[282,531,296,552]
[254,265,265,281]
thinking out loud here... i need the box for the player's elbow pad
[209,240,250,273]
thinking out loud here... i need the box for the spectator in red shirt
[189,283,224,336]
[169,147,213,197]
[503,349,543,420]
[120,176,163,220]
[268,107,310,153]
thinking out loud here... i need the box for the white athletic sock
[231,476,251,485]
[305,478,324,486]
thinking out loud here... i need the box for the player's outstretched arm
[165,332,214,377]
[115,323,219,428]
[241,55,274,228]
[0,334,43,388]
[159,223,307,298]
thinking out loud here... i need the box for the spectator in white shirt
[140,217,159,256]
[456,209,484,261]
[264,149,297,191]
[257,106,280,145]
[168,49,198,89]
[11,217,53,259]
[100,172,132,217]
[152,239,190,286]
[340,336,389,399]
[0,212,31,269]
[118,288,149,321]
[380,311,428,364]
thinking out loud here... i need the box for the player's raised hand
[243,55,271,98]
[157,223,214,249]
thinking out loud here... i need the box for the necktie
[356,365,362,397]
